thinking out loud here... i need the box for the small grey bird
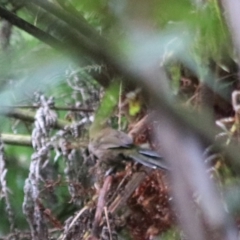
[88,125,168,170]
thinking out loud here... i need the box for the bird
[88,124,168,171]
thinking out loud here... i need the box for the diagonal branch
[0,5,113,87]
[0,6,64,49]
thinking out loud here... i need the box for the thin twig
[92,176,112,237]
[118,81,122,131]
[104,207,113,240]
[4,105,94,112]
[58,206,89,240]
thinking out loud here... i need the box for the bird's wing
[98,128,133,149]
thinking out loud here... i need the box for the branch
[1,133,31,146]
[29,0,103,44]
[109,167,151,214]
[1,133,88,148]
[0,108,69,129]
[0,6,65,49]
[26,0,110,66]
[4,105,94,112]
[0,5,113,87]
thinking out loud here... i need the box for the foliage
[0,0,240,240]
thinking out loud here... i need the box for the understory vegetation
[0,0,240,239]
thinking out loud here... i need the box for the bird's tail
[128,149,168,170]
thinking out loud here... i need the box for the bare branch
[1,108,69,129]
[4,105,94,112]
[1,133,32,146]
